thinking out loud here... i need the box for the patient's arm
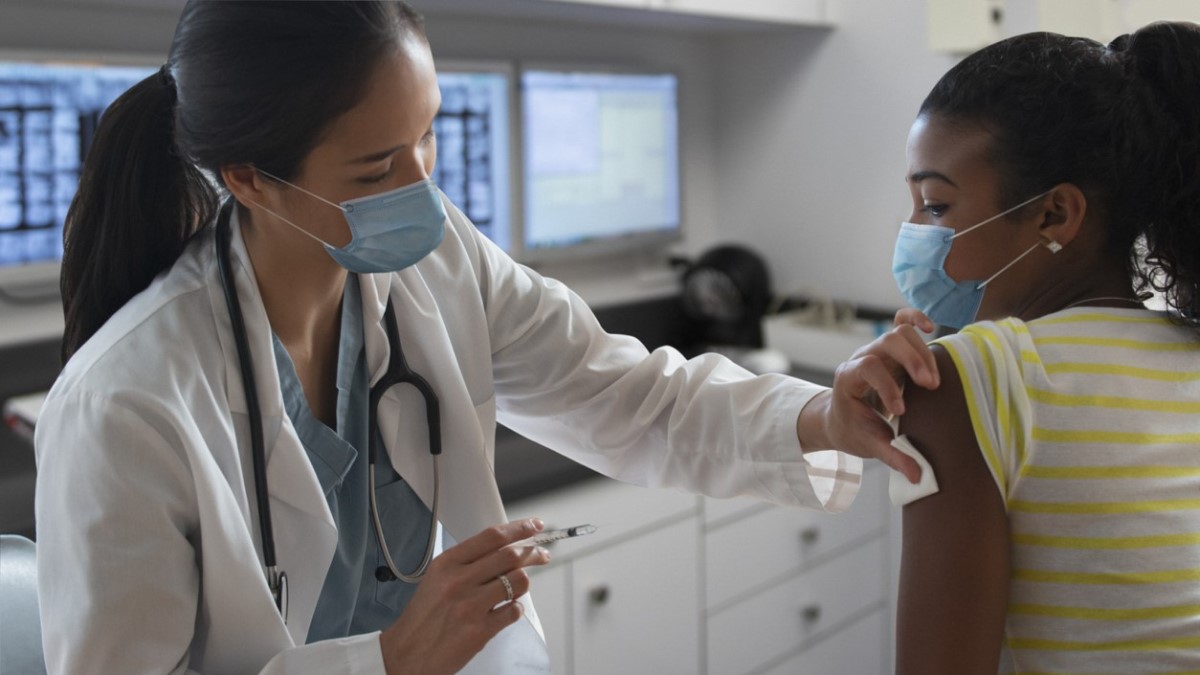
[894,345,1010,675]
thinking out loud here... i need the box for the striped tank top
[937,307,1200,674]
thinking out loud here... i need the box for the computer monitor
[0,54,157,298]
[432,60,516,254]
[519,67,681,262]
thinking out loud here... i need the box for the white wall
[711,0,957,311]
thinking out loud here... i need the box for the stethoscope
[214,200,442,620]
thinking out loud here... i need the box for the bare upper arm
[895,344,1011,675]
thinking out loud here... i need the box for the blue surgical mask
[891,191,1055,329]
[252,170,446,274]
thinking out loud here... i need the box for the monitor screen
[432,62,514,254]
[520,68,680,260]
[0,59,155,278]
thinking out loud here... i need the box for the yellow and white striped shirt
[938,307,1200,674]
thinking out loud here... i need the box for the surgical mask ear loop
[976,238,1064,290]
[256,168,348,212]
[974,241,1038,290]
[947,190,1054,243]
[241,196,339,249]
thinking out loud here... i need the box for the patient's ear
[1036,184,1087,251]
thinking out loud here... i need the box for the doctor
[34,2,935,674]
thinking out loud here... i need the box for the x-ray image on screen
[0,61,155,269]
[432,67,512,253]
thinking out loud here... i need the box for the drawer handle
[589,585,611,606]
[801,604,822,624]
[799,527,820,545]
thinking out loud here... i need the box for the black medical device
[215,200,442,620]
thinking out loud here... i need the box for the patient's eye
[923,203,948,218]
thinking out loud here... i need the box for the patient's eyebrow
[908,170,957,187]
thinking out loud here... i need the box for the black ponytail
[918,21,1200,333]
[61,68,216,361]
[60,1,426,361]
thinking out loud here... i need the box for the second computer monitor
[520,67,681,262]
[432,61,515,254]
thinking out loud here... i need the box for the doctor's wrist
[796,389,834,454]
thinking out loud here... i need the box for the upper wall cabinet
[649,0,832,26]
[411,0,836,29]
[547,0,652,8]
[926,0,1004,53]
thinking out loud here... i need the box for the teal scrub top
[271,275,435,643]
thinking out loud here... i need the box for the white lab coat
[33,198,861,674]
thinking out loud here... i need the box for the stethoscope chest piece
[270,566,288,623]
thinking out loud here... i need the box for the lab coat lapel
[205,209,338,642]
[363,272,509,545]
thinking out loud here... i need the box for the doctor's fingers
[893,308,935,333]
[829,376,922,483]
[853,327,939,396]
[860,414,922,484]
[836,353,906,418]
[482,568,533,608]
[472,542,551,588]
[438,518,545,566]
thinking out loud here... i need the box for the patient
[891,22,1200,674]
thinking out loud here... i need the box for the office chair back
[0,534,47,675]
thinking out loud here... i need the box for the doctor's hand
[796,309,939,484]
[379,518,551,675]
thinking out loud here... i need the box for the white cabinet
[509,479,699,675]
[926,0,1005,53]
[704,467,891,675]
[708,538,887,675]
[650,0,832,26]
[510,466,893,674]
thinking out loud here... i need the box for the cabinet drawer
[706,471,887,610]
[572,519,700,675]
[707,538,887,675]
[759,610,887,675]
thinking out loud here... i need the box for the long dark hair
[61,1,426,361]
[918,22,1200,331]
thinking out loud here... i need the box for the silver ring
[497,573,514,603]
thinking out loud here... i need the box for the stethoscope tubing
[368,300,442,583]
[215,201,287,618]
